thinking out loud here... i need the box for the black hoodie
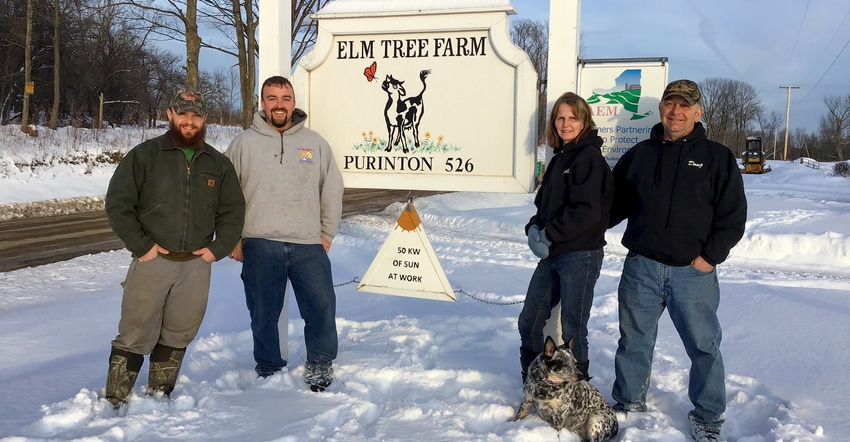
[609,122,747,266]
[526,129,614,256]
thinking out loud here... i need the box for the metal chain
[333,276,360,288]
[455,287,524,306]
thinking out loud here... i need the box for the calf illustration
[381,70,431,153]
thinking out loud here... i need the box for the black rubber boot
[576,360,592,381]
[519,347,538,384]
[105,347,144,407]
[147,344,186,397]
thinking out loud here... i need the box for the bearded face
[260,83,297,131]
[266,106,291,128]
[167,110,207,148]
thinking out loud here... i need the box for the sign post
[540,0,581,345]
[258,0,293,360]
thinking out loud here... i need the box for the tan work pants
[112,256,211,354]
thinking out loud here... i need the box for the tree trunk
[49,0,60,130]
[185,0,201,89]
[232,0,250,128]
[21,0,33,135]
[245,0,256,124]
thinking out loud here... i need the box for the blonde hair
[546,92,596,147]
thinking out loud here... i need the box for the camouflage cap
[662,79,702,106]
[170,89,207,116]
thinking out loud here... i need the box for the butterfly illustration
[363,61,377,82]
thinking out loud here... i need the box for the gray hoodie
[225,108,343,245]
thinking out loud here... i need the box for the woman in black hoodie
[518,92,614,382]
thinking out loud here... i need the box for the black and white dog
[515,336,618,442]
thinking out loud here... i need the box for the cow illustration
[381,70,431,153]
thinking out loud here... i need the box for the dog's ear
[565,336,575,350]
[544,336,557,358]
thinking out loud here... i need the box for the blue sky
[510,0,850,133]
[194,0,848,134]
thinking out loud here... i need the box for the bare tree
[510,18,548,144]
[700,77,732,143]
[818,94,850,161]
[729,81,763,151]
[189,0,255,127]
[198,0,330,128]
[140,48,184,127]
[200,66,240,125]
[49,0,60,129]
[0,0,225,128]
[699,77,763,153]
[115,0,202,89]
[233,0,256,129]
[753,110,782,158]
[20,0,33,133]
[789,127,817,160]
[291,0,331,63]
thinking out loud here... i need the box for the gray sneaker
[688,413,722,442]
[304,360,334,392]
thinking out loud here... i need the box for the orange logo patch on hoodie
[298,148,314,165]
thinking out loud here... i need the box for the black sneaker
[688,413,722,442]
[304,360,334,392]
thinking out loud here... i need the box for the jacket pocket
[138,197,165,219]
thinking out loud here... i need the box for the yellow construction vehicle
[741,136,771,174]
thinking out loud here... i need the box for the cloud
[689,0,740,76]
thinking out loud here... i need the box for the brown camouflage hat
[170,89,207,116]
[662,79,702,105]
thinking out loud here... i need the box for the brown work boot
[105,347,143,407]
[146,344,186,397]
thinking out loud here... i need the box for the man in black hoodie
[608,80,747,442]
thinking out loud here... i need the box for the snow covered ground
[0,125,848,441]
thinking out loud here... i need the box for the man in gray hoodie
[225,76,344,391]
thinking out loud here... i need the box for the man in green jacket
[103,89,245,407]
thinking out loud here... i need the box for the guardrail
[799,158,820,170]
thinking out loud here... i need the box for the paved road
[0,189,441,273]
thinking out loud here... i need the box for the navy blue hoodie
[527,129,614,256]
[609,122,747,266]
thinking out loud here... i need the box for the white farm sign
[292,1,538,193]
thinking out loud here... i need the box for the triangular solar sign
[357,200,456,301]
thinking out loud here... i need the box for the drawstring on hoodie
[279,131,285,164]
[260,108,308,164]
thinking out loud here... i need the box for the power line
[782,0,810,82]
[790,5,850,107]
[804,7,850,76]
[794,35,850,106]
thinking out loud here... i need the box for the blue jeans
[518,248,603,362]
[612,252,725,424]
[241,238,338,376]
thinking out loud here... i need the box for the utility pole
[780,85,799,160]
[773,126,777,159]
